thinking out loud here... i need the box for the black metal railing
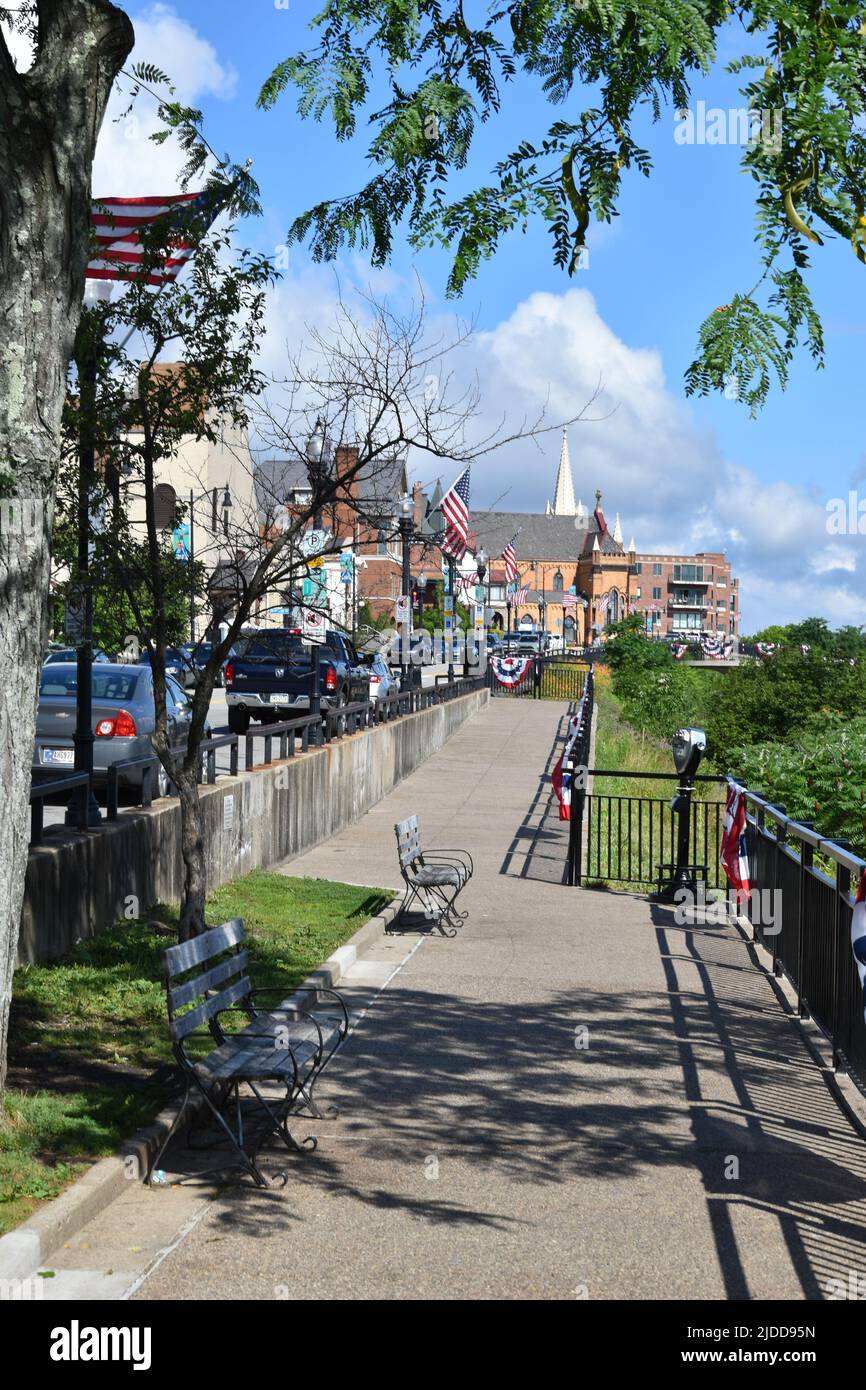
[30,772,92,846]
[28,674,488,843]
[567,774,726,890]
[739,788,866,1091]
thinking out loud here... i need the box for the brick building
[467,430,741,644]
[630,551,739,640]
[252,447,439,629]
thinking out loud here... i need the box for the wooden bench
[393,815,473,937]
[147,918,348,1188]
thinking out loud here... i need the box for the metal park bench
[148,918,349,1188]
[393,815,473,937]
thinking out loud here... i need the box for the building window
[730,595,736,611]
[490,583,505,601]
[553,569,564,592]
[634,562,642,574]
[652,587,661,600]
[673,564,704,582]
[717,599,726,611]
[653,562,662,576]
[377,529,388,556]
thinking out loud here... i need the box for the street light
[398,492,414,690]
[305,419,333,717]
[67,279,114,827]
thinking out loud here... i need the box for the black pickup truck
[225,628,370,734]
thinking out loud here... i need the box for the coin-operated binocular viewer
[658,728,707,900]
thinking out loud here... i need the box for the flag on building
[501,529,520,585]
[87,188,227,286]
[720,782,750,904]
[438,467,471,560]
[853,876,866,1024]
[512,585,529,605]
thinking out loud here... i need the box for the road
[38,665,452,829]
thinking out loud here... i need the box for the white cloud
[92,3,237,196]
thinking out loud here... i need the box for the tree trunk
[175,767,207,940]
[0,3,134,1100]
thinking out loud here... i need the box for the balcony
[669,596,707,610]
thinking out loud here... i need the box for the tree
[259,0,866,413]
[0,0,135,1102]
[89,267,569,939]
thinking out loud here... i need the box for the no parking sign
[302,609,327,644]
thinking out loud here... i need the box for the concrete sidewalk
[128,697,866,1300]
[46,696,866,1300]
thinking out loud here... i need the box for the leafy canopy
[260,0,866,412]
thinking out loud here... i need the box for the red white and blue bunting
[490,655,534,689]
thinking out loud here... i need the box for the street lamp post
[399,492,413,691]
[475,546,488,661]
[305,419,332,718]
[67,280,113,828]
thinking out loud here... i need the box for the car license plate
[42,748,74,765]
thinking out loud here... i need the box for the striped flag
[512,585,529,605]
[720,782,750,905]
[501,529,520,584]
[853,876,866,1024]
[87,189,226,286]
[439,467,471,560]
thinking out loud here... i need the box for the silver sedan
[32,663,194,796]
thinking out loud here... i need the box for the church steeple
[549,429,577,516]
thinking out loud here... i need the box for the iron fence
[741,790,866,1092]
[568,779,726,890]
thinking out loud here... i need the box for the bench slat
[163,919,245,979]
[170,973,251,1041]
[169,951,249,1012]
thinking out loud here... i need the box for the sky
[5,1,865,633]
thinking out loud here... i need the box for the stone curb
[0,895,401,1282]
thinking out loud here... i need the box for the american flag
[87,190,225,286]
[439,467,471,560]
[512,585,529,605]
[720,782,750,905]
[561,594,578,608]
[501,529,520,585]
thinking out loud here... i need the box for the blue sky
[10,2,864,631]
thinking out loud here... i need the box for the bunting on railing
[853,877,866,1025]
[490,655,534,689]
[720,782,751,905]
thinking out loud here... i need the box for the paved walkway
[47,697,866,1299]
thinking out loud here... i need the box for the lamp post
[67,280,114,828]
[187,484,232,644]
[398,491,413,690]
[305,419,332,718]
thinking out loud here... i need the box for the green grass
[2,871,392,1234]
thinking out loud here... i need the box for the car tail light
[324,664,338,691]
[224,662,235,687]
[369,676,380,691]
[96,709,137,738]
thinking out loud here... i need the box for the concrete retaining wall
[20,688,488,964]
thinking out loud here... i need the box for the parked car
[360,651,399,701]
[179,641,236,690]
[225,628,370,734]
[133,646,188,683]
[44,646,111,665]
[32,663,197,796]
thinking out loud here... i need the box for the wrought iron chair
[393,815,473,936]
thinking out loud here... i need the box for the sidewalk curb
[0,896,400,1282]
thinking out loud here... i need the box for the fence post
[831,842,851,1074]
[771,805,786,976]
[796,824,813,1018]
